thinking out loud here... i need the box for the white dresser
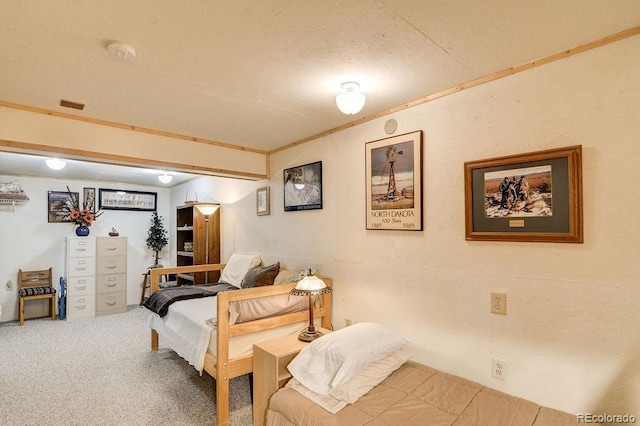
[66,237,97,320]
[95,236,127,316]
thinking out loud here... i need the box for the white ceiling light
[335,81,366,115]
[158,173,173,184]
[106,42,136,62]
[45,158,66,170]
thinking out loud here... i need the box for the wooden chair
[18,268,56,326]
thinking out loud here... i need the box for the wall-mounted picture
[284,161,322,211]
[83,187,96,211]
[256,186,270,216]
[464,145,583,243]
[99,189,157,211]
[365,130,423,231]
[48,190,77,223]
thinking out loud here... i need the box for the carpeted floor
[0,306,253,425]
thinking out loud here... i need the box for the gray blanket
[143,283,235,317]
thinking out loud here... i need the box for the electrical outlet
[345,318,352,327]
[5,280,11,291]
[492,357,507,381]
[490,292,507,314]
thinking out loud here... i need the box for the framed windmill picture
[365,130,423,230]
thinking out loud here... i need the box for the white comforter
[148,296,217,373]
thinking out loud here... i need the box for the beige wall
[183,35,640,414]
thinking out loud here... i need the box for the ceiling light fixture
[45,158,66,170]
[335,81,366,115]
[158,173,173,184]
[106,41,137,62]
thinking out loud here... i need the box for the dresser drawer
[97,256,126,275]
[67,257,96,277]
[96,292,126,314]
[67,295,96,319]
[97,237,127,256]
[67,276,95,296]
[68,237,96,257]
[96,274,126,294]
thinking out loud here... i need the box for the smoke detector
[106,42,136,62]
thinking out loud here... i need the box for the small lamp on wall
[194,203,220,283]
[290,275,332,342]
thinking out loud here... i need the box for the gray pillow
[240,262,280,288]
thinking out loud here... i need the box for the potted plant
[146,211,168,267]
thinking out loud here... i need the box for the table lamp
[290,275,332,342]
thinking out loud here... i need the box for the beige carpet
[0,306,253,425]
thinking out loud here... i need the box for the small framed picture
[47,190,76,223]
[284,161,322,212]
[256,187,270,216]
[83,187,96,211]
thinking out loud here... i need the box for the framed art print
[464,145,583,243]
[284,161,322,211]
[256,186,270,215]
[365,130,423,230]
[99,188,157,211]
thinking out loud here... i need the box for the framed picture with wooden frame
[256,186,270,215]
[365,130,423,231]
[464,145,583,243]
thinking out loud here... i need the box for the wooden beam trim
[0,100,268,155]
[270,25,640,155]
[0,139,267,180]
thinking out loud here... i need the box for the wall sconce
[335,81,366,115]
[45,158,66,170]
[158,173,172,184]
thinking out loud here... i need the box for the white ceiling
[1,1,639,186]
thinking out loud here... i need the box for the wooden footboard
[148,264,333,426]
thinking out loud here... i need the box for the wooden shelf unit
[175,204,221,285]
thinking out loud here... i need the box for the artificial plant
[146,211,169,267]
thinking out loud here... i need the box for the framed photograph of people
[98,189,157,211]
[284,161,322,211]
[464,145,583,243]
[365,130,423,231]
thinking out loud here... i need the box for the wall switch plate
[345,318,352,327]
[491,292,507,314]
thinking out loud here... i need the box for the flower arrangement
[64,186,103,227]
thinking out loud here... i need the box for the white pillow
[286,349,413,414]
[287,322,411,395]
[219,253,262,288]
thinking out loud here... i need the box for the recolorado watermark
[577,413,636,423]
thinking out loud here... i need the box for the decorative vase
[75,225,90,237]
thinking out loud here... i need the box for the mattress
[266,361,583,426]
[148,296,308,373]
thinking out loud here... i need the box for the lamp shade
[45,158,66,170]
[335,82,366,115]
[158,173,172,184]
[195,203,219,217]
[291,276,332,296]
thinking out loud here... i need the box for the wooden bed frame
[149,263,332,426]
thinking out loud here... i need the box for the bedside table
[252,328,331,426]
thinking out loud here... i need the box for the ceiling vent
[60,99,85,110]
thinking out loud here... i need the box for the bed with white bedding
[146,261,333,426]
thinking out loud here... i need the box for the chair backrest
[18,268,53,290]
